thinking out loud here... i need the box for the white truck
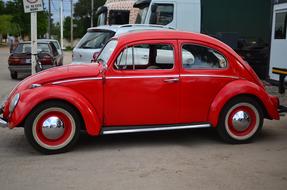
[97,0,201,33]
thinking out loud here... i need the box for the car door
[104,40,180,126]
[178,40,238,123]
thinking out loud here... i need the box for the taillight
[8,57,21,64]
[40,56,53,65]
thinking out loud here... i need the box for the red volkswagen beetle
[0,31,282,154]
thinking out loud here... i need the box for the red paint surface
[3,31,280,136]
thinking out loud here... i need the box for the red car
[0,31,283,154]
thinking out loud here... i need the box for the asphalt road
[0,46,287,190]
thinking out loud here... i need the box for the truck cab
[134,0,201,32]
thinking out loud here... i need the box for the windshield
[14,43,51,54]
[97,13,107,26]
[135,6,149,24]
[76,30,115,49]
[96,40,118,66]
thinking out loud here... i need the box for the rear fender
[208,80,279,127]
[9,85,101,136]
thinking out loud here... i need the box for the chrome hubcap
[42,116,65,139]
[232,110,251,131]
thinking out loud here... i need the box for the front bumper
[0,107,7,128]
[278,105,287,114]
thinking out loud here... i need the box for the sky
[43,0,73,22]
[2,0,74,22]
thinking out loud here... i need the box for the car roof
[87,24,174,34]
[38,39,59,43]
[115,30,242,61]
[18,41,50,44]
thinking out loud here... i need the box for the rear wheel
[24,101,81,154]
[217,97,263,143]
[10,71,17,79]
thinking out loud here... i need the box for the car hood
[15,63,101,92]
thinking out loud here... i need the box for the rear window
[77,30,115,49]
[14,43,51,54]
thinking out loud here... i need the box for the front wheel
[217,97,264,144]
[24,101,81,154]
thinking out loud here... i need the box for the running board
[102,123,211,135]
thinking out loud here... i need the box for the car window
[77,31,115,49]
[182,44,227,69]
[49,43,59,56]
[150,4,174,25]
[96,40,118,66]
[114,44,174,70]
[14,43,51,54]
[51,41,61,53]
[274,12,287,39]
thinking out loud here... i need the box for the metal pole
[48,0,51,38]
[71,0,73,46]
[31,12,37,75]
[60,0,64,49]
[91,0,94,27]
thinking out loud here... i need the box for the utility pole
[91,0,94,27]
[71,0,73,47]
[48,0,51,38]
[31,12,37,74]
[60,0,64,49]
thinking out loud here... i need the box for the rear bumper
[8,65,54,73]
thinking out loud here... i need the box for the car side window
[114,44,174,70]
[182,44,227,69]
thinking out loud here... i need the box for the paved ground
[0,46,286,190]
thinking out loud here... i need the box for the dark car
[8,41,63,79]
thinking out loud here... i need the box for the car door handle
[164,78,179,83]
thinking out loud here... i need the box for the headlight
[9,93,20,114]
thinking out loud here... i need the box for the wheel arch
[208,80,279,127]
[10,86,101,136]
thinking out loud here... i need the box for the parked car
[72,24,173,64]
[1,31,284,154]
[8,40,63,79]
[38,39,63,62]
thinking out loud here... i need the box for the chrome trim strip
[106,75,179,80]
[102,124,211,135]
[180,74,239,79]
[52,77,102,84]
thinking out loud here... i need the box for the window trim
[150,3,174,25]
[112,42,176,72]
[180,43,229,71]
[274,10,287,40]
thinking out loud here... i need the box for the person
[12,36,19,51]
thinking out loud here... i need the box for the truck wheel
[24,101,81,154]
[10,72,17,79]
[217,97,263,144]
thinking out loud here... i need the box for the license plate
[26,59,31,64]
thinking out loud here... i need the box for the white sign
[23,0,44,13]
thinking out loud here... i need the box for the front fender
[9,85,101,136]
[208,80,279,127]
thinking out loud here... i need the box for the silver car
[72,24,174,64]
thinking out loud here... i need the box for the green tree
[73,0,105,37]
[64,16,71,39]
[1,0,49,38]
